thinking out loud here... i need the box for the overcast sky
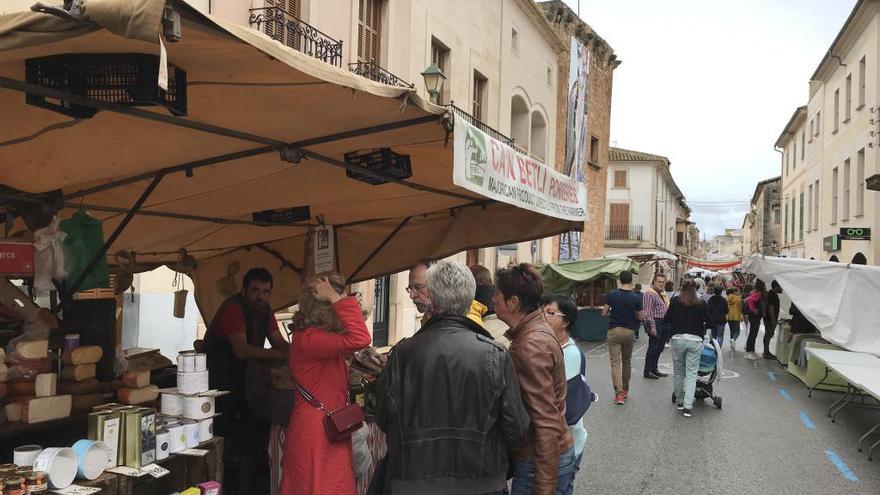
[563,0,859,238]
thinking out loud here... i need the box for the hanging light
[420,64,447,99]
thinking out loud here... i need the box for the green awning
[539,258,641,295]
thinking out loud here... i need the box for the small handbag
[294,380,364,442]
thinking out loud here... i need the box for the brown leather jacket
[505,309,573,495]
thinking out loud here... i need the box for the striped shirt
[642,288,669,333]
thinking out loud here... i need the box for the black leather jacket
[376,314,529,494]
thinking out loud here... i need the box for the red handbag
[294,380,364,442]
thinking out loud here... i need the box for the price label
[178,448,209,457]
[141,463,171,479]
[106,466,148,477]
[52,485,103,495]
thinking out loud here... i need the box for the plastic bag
[33,215,68,291]
[61,209,110,292]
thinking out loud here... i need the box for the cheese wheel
[14,340,49,359]
[61,364,96,382]
[117,385,159,405]
[21,394,72,423]
[71,393,110,414]
[35,373,57,397]
[121,370,150,389]
[5,400,22,422]
[62,345,103,365]
[10,380,36,397]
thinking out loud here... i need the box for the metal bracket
[163,4,182,42]
[279,146,304,164]
[31,0,86,22]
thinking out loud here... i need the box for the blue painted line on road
[779,388,793,402]
[825,449,859,481]
[767,371,777,381]
[799,411,816,430]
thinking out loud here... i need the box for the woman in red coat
[281,274,372,495]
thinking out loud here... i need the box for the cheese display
[21,395,72,424]
[35,373,57,397]
[117,385,159,405]
[60,364,96,382]
[14,339,49,359]
[61,345,103,366]
[121,370,150,389]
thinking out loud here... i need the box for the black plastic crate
[343,148,412,185]
[25,53,187,118]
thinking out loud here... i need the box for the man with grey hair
[376,260,530,495]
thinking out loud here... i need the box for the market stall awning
[0,0,581,316]
[538,258,640,295]
[742,256,880,355]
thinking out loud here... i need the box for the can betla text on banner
[452,114,588,222]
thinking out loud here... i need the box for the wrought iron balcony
[446,104,515,148]
[249,7,343,67]
[605,224,644,241]
[348,61,414,88]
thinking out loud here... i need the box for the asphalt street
[572,328,880,495]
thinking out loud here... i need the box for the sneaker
[622,389,629,399]
[643,372,660,379]
[744,352,758,361]
[614,392,625,405]
[676,402,684,411]
[682,409,693,418]
[763,352,777,360]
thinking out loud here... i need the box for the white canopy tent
[742,256,880,355]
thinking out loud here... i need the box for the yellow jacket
[421,299,487,327]
[727,294,743,321]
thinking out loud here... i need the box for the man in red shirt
[204,268,289,495]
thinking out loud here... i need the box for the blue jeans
[510,447,578,495]
[728,320,741,342]
[712,322,726,347]
[560,454,582,495]
[671,338,702,409]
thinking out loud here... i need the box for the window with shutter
[613,170,627,188]
[265,0,299,41]
[430,38,450,104]
[358,0,382,64]
[609,203,630,239]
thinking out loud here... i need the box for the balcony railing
[446,104,515,148]
[348,61,413,88]
[249,7,343,67]
[605,224,644,241]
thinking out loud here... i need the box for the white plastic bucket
[13,444,42,467]
[33,447,77,489]
[71,439,111,480]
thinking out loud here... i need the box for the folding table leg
[810,367,831,398]
[859,422,880,452]
[869,437,880,461]
[831,385,856,423]
[828,384,853,418]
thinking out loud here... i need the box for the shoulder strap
[579,348,586,377]
[292,379,331,415]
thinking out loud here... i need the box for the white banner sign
[313,225,335,274]
[453,114,587,221]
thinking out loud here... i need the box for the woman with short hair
[492,263,576,494]
[663,280,712,418]
[281,274,372,495]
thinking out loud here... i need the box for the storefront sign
[839,227,871,241]
[823,234,840,251]
[313,225,335,273]
[453,114,588,221]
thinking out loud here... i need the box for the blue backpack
[565,347,596,425]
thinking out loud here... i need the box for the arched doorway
[529,111,547,162]
[829,255,840,262]
[851,252,867,265]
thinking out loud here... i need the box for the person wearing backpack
[743,280,767,361]
[542,294,594,495]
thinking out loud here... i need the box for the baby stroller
[671,336,723,409]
